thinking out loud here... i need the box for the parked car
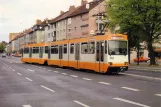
[133,57,149,62]
[1,54,7,58]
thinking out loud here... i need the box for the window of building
[88,42,95,54]
[48,33,50,38]
[60,30,62,36]
[70,44,74,54]
[68,18,71,25]
[68,29,71,33]
[64,44,67,54]
[51,32,53,37]
[45,46,48,53]
[58,23,60,27]
[64,20,65,25]
[81,42,88,54]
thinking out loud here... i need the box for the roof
[51,11,69,23]
[68,0,104,18]
[48,0,104,24]
[40,19,52,27]
[10,28,32,42]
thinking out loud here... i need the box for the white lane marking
[121,73,161,81]
[27,69,34,72]
[39,67,42,68]
[70,75,78,78]
[155,94,161,97]
[40,85,55,92]
[12,69,15,71]
[17,72,22,75]
[43,68,46,70]
[113,97,150,107]
[99,82,111,85]
[23,105,32,107]
[83,78,92,81]
[121,87,140,92]
[54,71,59,73]
[61,73,67,75]
[74,100,90,107]
[48,70,52,71]
[25,77,33,81]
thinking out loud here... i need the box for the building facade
[9,33,19,42]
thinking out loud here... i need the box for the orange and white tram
[21,34,128,73]
[21,43,50,64]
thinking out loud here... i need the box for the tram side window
[45,46,48,53]
[64,44,67,54]
[70,44,74,54]
[24,48,29,54]
[33,47,36,54]
[55,46,58,54]
[105,41,107,54]
[51,45,58,54]
[35,47,39,53]
[81,42,88,54]
[88,42,95,54]
[51,46,54,54]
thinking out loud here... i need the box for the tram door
[96,41,104,72]
[48,46,51,59]
[29,47,32,63]
[75,43,80,69]
[39,47,43,58]
[59,45,63,66]
[29,47,32,58]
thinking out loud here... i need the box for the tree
[106,0,161,65]
[0,43,6,53]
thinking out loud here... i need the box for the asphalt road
[0,57,160,107]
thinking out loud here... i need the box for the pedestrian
[10,53,12,59]
[155,57,159,65]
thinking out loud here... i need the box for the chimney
[81,0,87,5]
[60,11,64,15]
[36,19,42,25]
[69,5,75,11]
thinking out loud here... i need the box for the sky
[0,0,92,42]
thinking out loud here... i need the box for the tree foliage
[106,0,161,65]
[0,43,6,53]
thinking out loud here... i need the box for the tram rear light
[109,62,113,65]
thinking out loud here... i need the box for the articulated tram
[21,34,128,73]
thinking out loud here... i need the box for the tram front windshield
[108,40,127,55]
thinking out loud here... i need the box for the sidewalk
[129,63,161,72]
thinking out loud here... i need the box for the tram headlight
[124,62,128,65]
[109,62,113,65]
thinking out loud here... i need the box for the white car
[2,54,6,58]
